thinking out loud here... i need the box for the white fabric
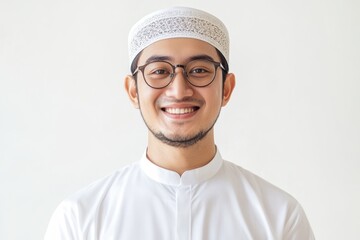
[128,6,230,65]
[45,150,315,240]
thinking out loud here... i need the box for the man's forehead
[138,38,220,63]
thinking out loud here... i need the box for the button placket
[175,185,192,240]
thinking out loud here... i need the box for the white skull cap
[128,6,229,66]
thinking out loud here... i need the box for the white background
[1,0,359,239]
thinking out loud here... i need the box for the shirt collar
[140,149,223,186]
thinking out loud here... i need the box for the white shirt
[45,150,315,240]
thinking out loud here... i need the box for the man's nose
[164,68,194,99]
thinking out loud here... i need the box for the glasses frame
[132,59,226,89]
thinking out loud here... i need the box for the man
[45,6,315,240]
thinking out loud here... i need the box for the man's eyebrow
[144,54,216,64]
[145,55,173,64]
[186,54,215,62]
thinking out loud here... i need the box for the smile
[162,107,199,115]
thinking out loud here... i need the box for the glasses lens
[143,61,173,88]
[185,60,216,87]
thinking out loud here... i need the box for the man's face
[127,38,233,148]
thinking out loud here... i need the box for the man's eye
[193,68,206,73]
[190,68,209,74]
[151,69,168,75]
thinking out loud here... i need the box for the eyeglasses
[132,59,225,89]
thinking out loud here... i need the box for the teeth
[165,107,196,115]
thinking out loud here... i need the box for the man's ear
[124,75,139,109]
[222,73,236,107]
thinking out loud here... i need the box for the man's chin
[152,131,208,148]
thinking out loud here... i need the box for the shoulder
[68,161,141,203]
[45,162,142,239]
[219,160,315,238]
[220,160,299,208]
[54,161,142,216]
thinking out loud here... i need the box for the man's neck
[146,132,217,176]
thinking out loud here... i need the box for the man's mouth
[161,107,200,115]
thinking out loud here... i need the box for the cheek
[208,81,224,104]
[137,84,161,110]
[200,88,223,112]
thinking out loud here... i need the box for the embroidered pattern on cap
[128,7,229,65]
